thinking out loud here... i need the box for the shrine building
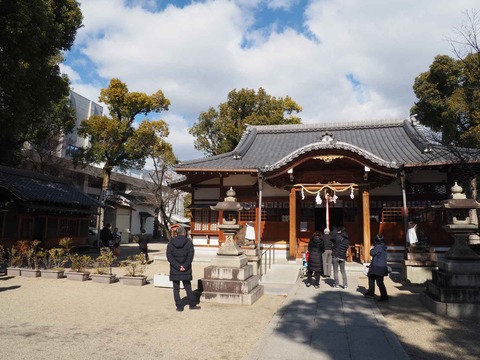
[172,119,480,261]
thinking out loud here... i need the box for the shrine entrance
[314,208,343,232]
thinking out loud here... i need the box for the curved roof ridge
[233,125,257,157]
[254,118,405,133]
[261,141,399,172]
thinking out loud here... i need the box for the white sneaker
[335,285,339,288]
[343,285,348,289]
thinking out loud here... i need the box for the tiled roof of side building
[174,119,479,172]
[0,166,103,207]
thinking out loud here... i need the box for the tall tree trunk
[99,167,112,229]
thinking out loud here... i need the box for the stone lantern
[210,187,244,256]
[439,182,480,260]
[422,182,480,319]
[200,187,264,305]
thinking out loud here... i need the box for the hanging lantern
[315,192,322,205]
[350,187,355,199]
[301,187,305,200]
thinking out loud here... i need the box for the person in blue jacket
[364,234,389,301]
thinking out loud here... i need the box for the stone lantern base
[199,254,264,305]
[422,258,480,319]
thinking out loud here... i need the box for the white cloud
[153,113,205,162]
[66,0,479,161]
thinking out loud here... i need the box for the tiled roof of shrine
[175,119,480,174]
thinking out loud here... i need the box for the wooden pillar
[289,187,297,259]
[362,190,371,262]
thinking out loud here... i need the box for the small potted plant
[21,240,42,278]
[40,247,68,279]
[65,253,93,281]
[6,242,25,276]
[119,253,147,286]
[90,248,117,284]
[40,237,71,279]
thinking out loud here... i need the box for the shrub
[41,248,68,270]
[94,248,116,275]
[68,253,93,272]
[24,240,42,269]
[120,253,146,277]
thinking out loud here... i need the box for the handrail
[260,243,275,279]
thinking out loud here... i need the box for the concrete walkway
[249,263,410,360]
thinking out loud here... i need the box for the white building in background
[63,91,104,158]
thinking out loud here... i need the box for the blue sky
[62,0,479,161]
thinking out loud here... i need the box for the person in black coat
[138,230,150,262]
[166,226,201,312]
[364,234,389,301]
[306,232,325,288]
[99,224,112,248]
[331,226,349,289]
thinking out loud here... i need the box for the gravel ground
[0,244,286,360]
[2,243,480,360]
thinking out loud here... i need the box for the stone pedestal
[422,259,480,319]
[402,250,440,284]
[243,247,261,276]
[199,254,264,305]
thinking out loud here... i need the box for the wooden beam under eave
[363,190,371,262]
[289,187,297,259]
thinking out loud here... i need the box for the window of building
[193,209,218,231]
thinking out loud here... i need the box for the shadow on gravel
[0,285,21,292]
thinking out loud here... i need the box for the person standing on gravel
[331,226,349,289]
[167,226,201,312]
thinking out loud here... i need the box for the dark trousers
[172,280,196,308]
[367,274,388,299]
[307,270,321,286]
[140,247,149,261]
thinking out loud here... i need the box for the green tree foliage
[189,87,302,155]
[411,10,480,148]
[0,0,82,165]
[76,79,171,193]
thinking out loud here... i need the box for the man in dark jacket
[99,224,112,248]
[306,232,325,288]
[331,226,349,289]
[138,230,150,262]
[364,234,389,301]
[166,226,200,312]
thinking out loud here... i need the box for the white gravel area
[0,245,286,360]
